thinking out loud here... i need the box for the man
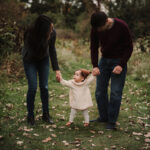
[90,11,133,130]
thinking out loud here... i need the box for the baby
[59,69,95,127]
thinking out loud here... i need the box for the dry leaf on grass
[16,141,24,146]
[51,124,57,128]
[145,124,150,127]
[90,130,96,134]
[92,143,96,147]
[6,103,14,109]
[144,132,150,138]
[33,133,39,137]
[42,137,52,143]
[98,131,104,134]
[145,138,150,143]
[51,134,57,138]
[135,137,140,140]
[132,132,143,136]
[62,140,69,146]
[0,135,4,140]
[111,145,116,149]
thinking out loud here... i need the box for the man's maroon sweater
[90,18,133,68]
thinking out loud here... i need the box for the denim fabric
[95,57,127,123]
[23,56,50,117]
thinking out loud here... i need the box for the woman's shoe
[42,113,54,124]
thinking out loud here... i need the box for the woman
[22,15,61,125]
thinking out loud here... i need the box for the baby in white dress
[59,69,95,127]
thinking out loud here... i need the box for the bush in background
[0,0,26,63]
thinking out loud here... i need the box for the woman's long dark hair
[24,15,52,60]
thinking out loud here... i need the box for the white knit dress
[60,74,96,110]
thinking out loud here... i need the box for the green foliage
[105,0,150,39]
[19,13,38,30]
[0,0,27,63]
[75,12,91,39]
[44,11,66,28]
[0,29,16,59]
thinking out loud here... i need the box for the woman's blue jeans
[95,57,127,123]
[23,56,50,117]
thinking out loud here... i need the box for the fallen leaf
[33,133,39,137]
[111,145,116,149]
[98,131,104,134]
[51,134,57,138]
[145,124,150,127]
[0,135,4,140]
[88,139,92,142]
[6,103,13,109]
[24,128,33,132]
[92,143,96,147]
[62,140,69,146]
[42,137,52,143]
[51,124,57,128]
[16,141,24,146]
[116,122,120,126]
[23,132,29,136]
[144,132,150,138]
[145,138,150,143]
[59,94,66,98]
[132,132,143,136]
[135,137,140,140]
[108,135,112,138]
[90,130,96,134]
[75,144,80,147]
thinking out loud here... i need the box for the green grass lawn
[0,39,150,150]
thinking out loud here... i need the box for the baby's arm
[85,74,96,85]
[60,75,73,88]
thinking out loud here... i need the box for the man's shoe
[42,113,54,124]
[90,117,108,123]
[27,116,35,126]
[106,123,117,130]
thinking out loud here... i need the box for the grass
[0,39,150,150]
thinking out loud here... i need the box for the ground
[0,39,150,150]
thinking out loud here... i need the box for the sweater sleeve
[85,74,96,85]
[60,78,73,88]
[90,28,99,68]
[49,29,60,71]
[119,24,133,67]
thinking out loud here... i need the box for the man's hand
[112,65,122,74]
[55,70,61,82]
[92,67,100,76]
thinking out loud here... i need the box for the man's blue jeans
[95,57,127,123]
[23,56,50,117]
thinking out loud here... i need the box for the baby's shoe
[66,121,73,126]
[84,123,89,127]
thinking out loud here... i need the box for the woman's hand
[112,65,122,74]
[92,67,100,76]
[55,70,61,82]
